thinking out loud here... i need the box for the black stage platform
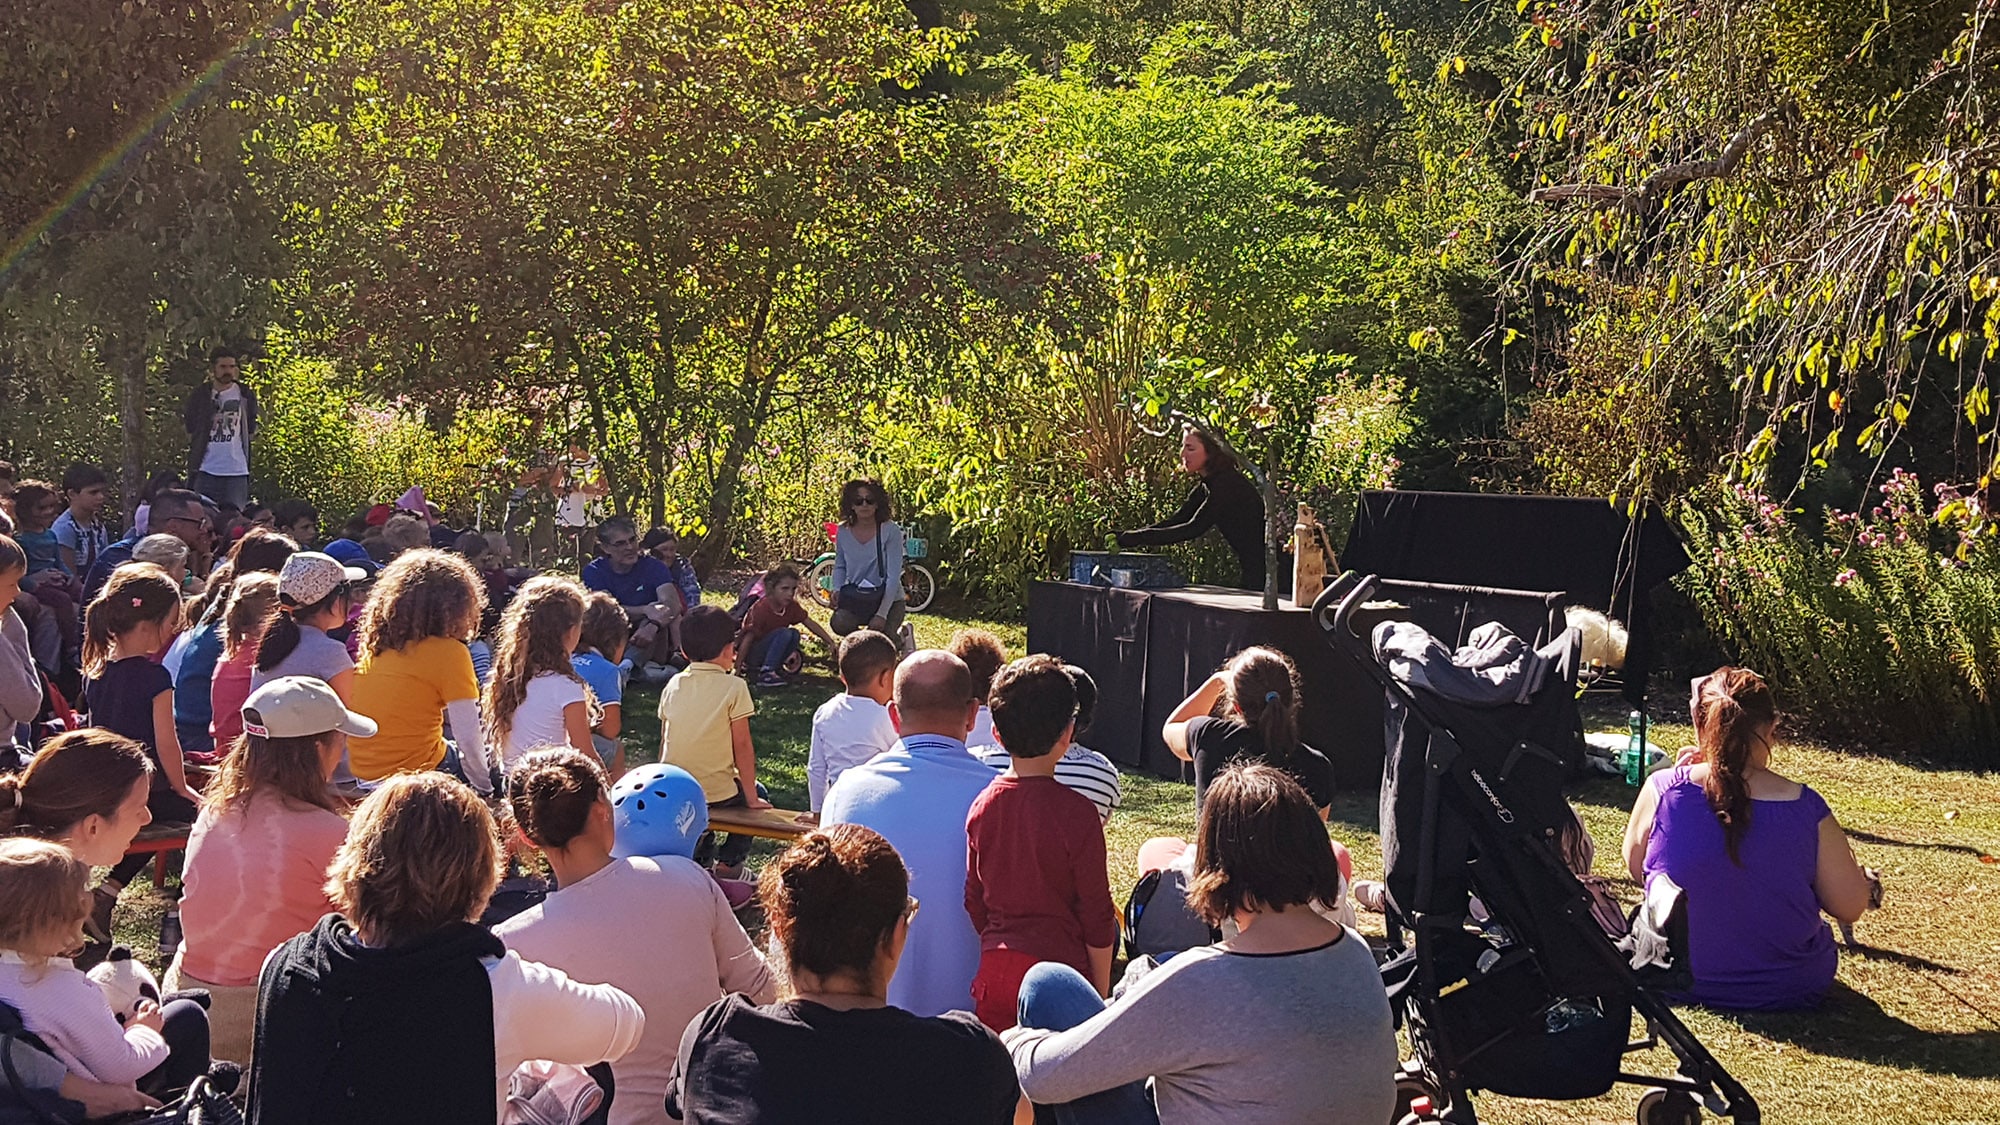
[1028,580,1569,787]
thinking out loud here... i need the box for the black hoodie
[248,914,503,1125]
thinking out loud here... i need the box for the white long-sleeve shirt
[487,950,646,1118]
[807,693,899,811]
[0,951,167,1085]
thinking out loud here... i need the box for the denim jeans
[758,626,800,674]
[191,472,250,510]
[1016,963,1158,1125]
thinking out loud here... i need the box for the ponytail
[1693,666,1777,865]
[81,564,183,676]
[258,586,346,673]
[1224,646,1301,758]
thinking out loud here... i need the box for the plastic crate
[904,536,928,560]
[1067,551,1184,589]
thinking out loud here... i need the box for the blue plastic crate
[1067,551,1184,589]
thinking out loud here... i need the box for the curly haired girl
[483,576,599,769]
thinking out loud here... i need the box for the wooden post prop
[1290,502,1336,607]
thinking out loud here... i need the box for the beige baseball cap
[242,676,378,739]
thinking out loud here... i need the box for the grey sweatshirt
[830,521,904,604]
[0,607,43,730]
[1006,928,1397,1125]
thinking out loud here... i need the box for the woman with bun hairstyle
[498,748,773,1125]
[667,824,1018,1124]
[170,676,370,1061]
[1161,645,1334,817]
[0,729,155,871]
[1622,667,1873,1010]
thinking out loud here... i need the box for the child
[0,838,211,1098]
[10,480,81,672]
[208,573,280,756]
[736,564,837,688]
[572,590,631,777]
[806,629,900,812]
[81,563,199,941]
[974,663,1123,824]
[658,605,770,881]
[948,628,1007,748]
[963,655,1117,1032]
[52,464,112,579]
[1162,645,1336,817]
[483,575,599,769]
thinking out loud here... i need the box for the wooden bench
[123,821,193,889]
[706,806,814,843]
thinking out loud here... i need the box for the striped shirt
[973,743,1123,823]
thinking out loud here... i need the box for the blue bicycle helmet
[609,763,709,860]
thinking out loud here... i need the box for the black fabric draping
[1117,468,1266,590]
[1028,581,1567,786]
[1340,491,1690,706]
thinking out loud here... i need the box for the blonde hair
[357,549,486,659]
[222,572,280,659]
[484,576,597,746]
[0,838,91,957]
[81,563,183,676]
[326,774,501,947]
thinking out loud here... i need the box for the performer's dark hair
[1188,428,1237,475]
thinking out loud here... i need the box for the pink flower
[1833,569,1857,587]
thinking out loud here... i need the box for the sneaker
[635,662,675,685]
[754,671,788,689]
[716,878,757,910]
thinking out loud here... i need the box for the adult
[169,677,368,1062]
[1004,764,1397,1125]
[827,479,906,637]
[1116,428,1264,592]
[1161,646,1333,818]
[498,749,776,1125]
[82,487,211,603]
[131,533,197,595]
[1621,667,1872,1010]
[581,516,683,673]
[821,650,989,1016]
[667,824,1018,1124]
[184,347,259,510]
[248,773,644,1124]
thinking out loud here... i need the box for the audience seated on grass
[658,605,770,883]
[584,516,686,677]
[0,729,155,896]
[821,649,992,1017]
[252,550,368,794]
[975,664,1122,824]
[131,534,196,595]
[0,535,44,749]
[248,773,643,1124]
[1004,764,1397,1125]
[81,564,199,947]
[806,629,900,812]
[949,628,1007,749]
[10,485,83,674]
[667,823,1018,1124]
[170,677,371,1062]
[0,838,212,1104]
[170,529,299,750]
[499,748,776,1125]
[52,463,112,582]
[485,576,600,770]
[573,590,633,777]
[82,488,205,604]
[736,563,837,689]
[209,573,279,754]
[965,655,1118,1032]
[1622,667,1873,1011]
[1162,646,1334,818]
[343,548,496,795]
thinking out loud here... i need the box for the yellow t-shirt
[658,662,756,803]
[346,635,479,781]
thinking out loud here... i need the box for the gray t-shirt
[250,625,354,692]
[1006,927,1397,1125]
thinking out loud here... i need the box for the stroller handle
[1312,570,1376,641]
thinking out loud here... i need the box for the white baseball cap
[242,676,377,739]
[278,551,367,608]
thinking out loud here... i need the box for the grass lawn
[110,600,2000,1123]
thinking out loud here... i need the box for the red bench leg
[152,849,173,889]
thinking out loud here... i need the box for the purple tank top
[1643,766,1837,1010]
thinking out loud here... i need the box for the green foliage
[1679,472,2000,761]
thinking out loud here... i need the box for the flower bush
[1679,471,2000,762]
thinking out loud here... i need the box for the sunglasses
[852,497,877,507]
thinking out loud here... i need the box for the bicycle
[805,521,937,614]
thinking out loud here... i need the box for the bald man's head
[891,650,978,741]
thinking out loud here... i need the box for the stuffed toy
[87,946,161,1027]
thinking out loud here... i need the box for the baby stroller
[1313,573,1758,1125]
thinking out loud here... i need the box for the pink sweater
[0,951,167,1084]
[179,795,349,985]
[209,647,257,745]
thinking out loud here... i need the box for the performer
[1118,428,1265,591]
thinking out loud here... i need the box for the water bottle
[1623,710,1646,786]
[158,907,182,960]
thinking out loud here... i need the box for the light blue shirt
[821,732,995,1017]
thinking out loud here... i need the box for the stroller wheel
[1636,1088,1702,1125]
[1394,1074,1439,1121]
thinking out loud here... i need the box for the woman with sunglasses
[828,480,905,638]
[667,824,1019,1124]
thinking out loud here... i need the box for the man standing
[821,650,992,1017]
[82,488,212,601]
[184,347,258,509]
[582,515,683,679]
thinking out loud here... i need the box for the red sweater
[963,775,1118,973]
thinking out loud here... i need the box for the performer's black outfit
[1118,467,1265,590]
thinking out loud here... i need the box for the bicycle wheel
[806,558,836,609]
[902,563,937,613]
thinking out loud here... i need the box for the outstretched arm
[1118,482,1214,548]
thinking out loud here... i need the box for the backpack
[1122,866,1220,961]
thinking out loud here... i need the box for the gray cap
[242,676,377,739]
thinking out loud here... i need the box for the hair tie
[131,596,144,607]
[1264,690,1280,703]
